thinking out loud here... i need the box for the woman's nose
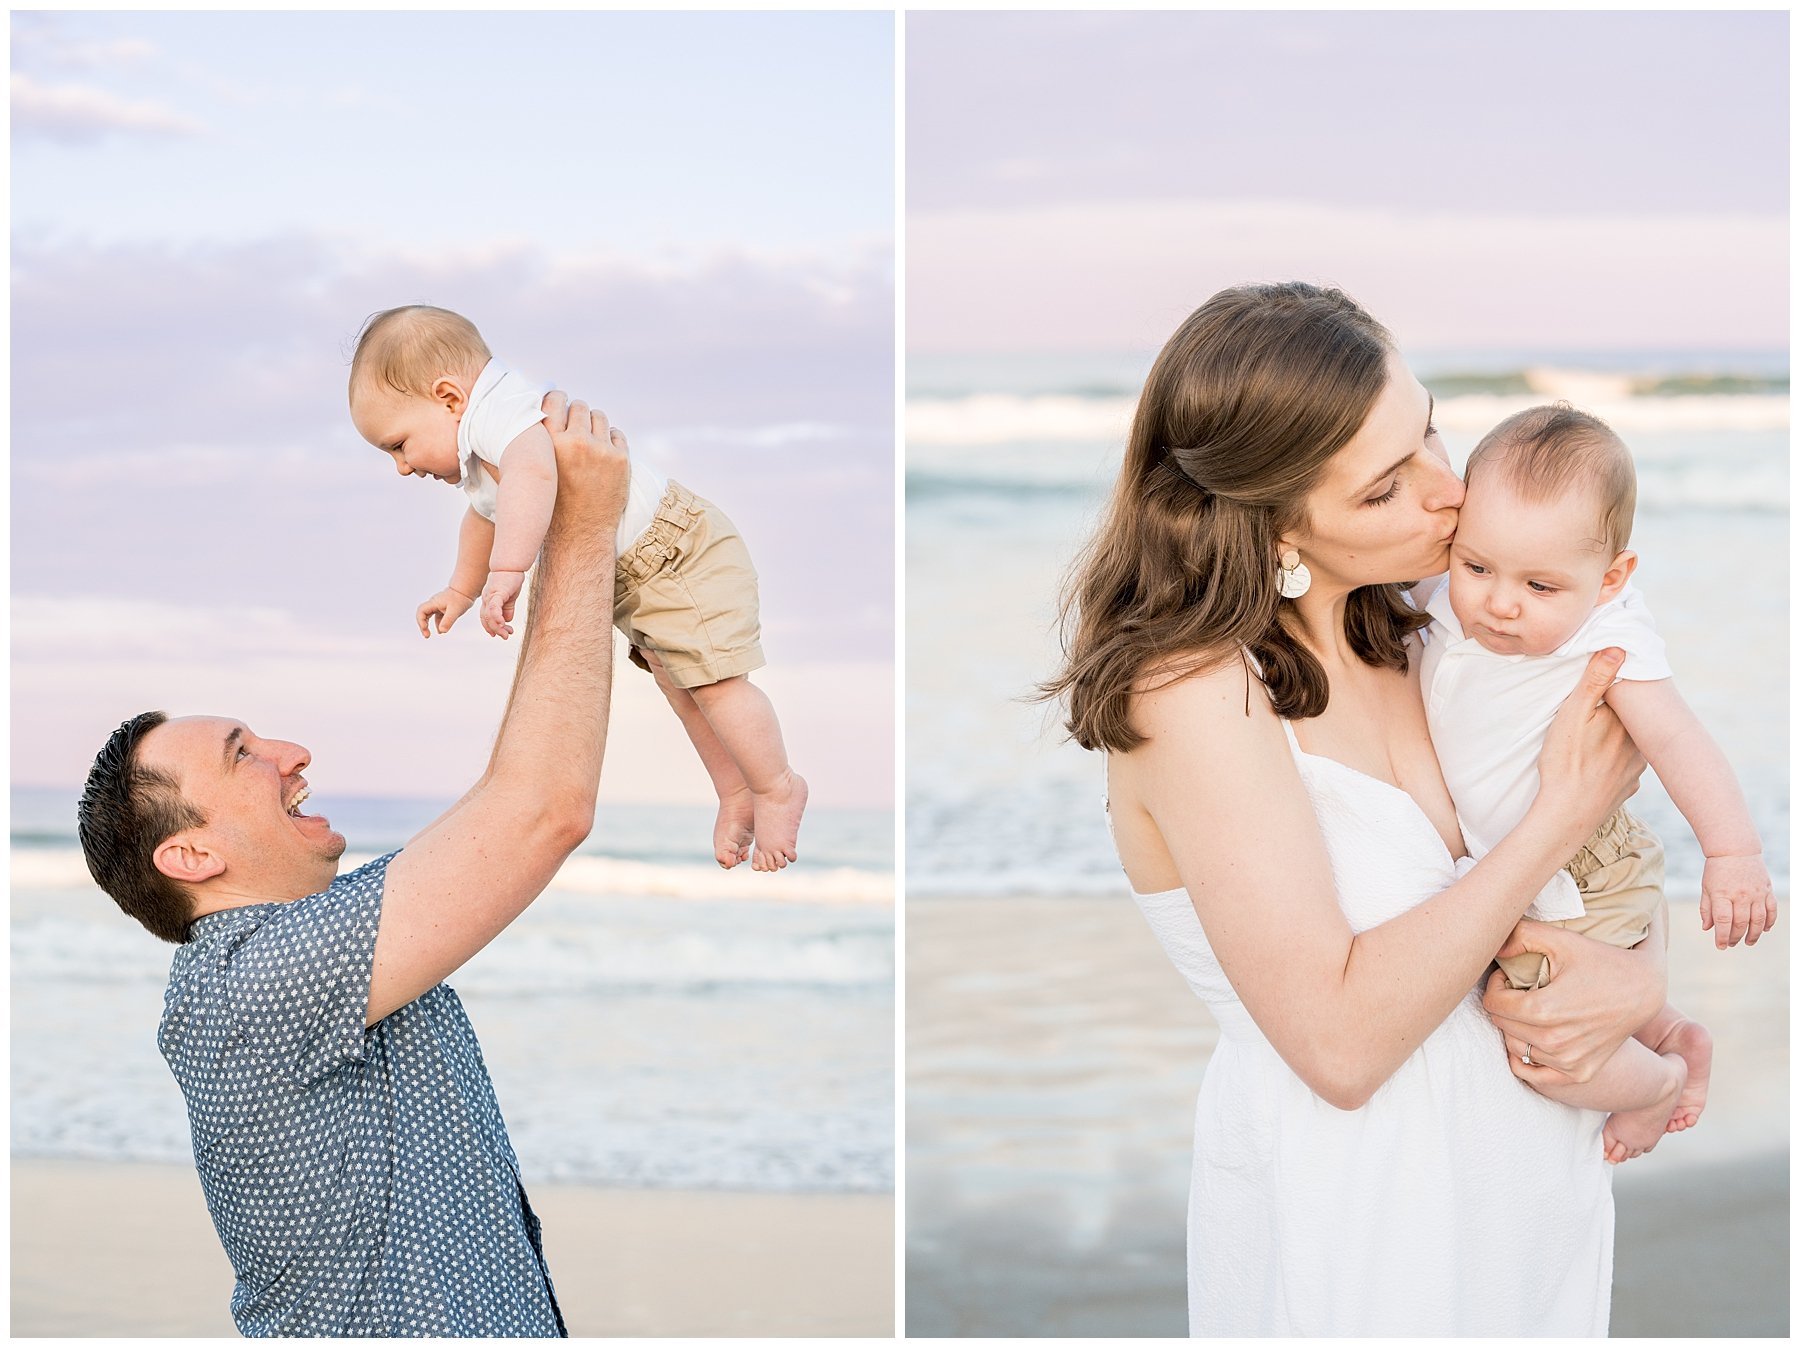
[1424,453,1465,511]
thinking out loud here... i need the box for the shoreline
[906,892,1788,1337]
[11,1159,893,1337]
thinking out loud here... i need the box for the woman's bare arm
[1123,647,1640,1110]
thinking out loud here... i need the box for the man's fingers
[540,389,569,431]
[588,407,611,440]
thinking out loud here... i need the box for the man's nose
[270,740,311,774]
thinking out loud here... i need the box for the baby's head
[347,305,492,484]
[1447,403,1637,656]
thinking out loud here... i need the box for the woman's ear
[1596,549,1638,605]
[153,833,225,887]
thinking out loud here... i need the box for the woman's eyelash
[1367,479,1400,506]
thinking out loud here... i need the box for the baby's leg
[1529,1034,1685,1164]
[687,674,807,872]
[642,651,755,869]
[1635,1001,1713,1134]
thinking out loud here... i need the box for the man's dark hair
[77,712,205,944]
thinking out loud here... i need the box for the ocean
[11,789,894,1193]
[906,349,1789,899]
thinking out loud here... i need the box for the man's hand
[417,586,477,638]
[539,391,631,536]
[1701,853,1776,948]
[481,570,525,640]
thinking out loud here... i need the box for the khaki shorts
[1496,806,1666,991]
[614,480,765,690]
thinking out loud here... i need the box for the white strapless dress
[1130,719,1613,1336]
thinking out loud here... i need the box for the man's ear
[153,833,225,886]
[432,376,469,417]
[1596,549,1637,605]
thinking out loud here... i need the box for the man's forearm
[483,489,621,827]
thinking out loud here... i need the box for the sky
[13,11,896,807]
[907,10,1789,354]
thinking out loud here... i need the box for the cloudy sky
[13,11,895,806]
[908,10,1788,354]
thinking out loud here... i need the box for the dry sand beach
[12,1163,892,1337]
[906,893,1788,1337]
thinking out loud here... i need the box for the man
[77,395,628,1337]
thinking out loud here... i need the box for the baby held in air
[348,305,807,872]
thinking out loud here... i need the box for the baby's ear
[432,376,468,416]
[1596,549,1637,604]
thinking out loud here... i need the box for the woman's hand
[1482,915,1667,1086]
[1529,648,1646,852]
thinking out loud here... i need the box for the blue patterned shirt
[159,853,565,1337]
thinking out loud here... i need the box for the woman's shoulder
[1128,648,1283,745]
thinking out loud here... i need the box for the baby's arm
[418,507,495,638]
[1605,677,1775,947]
[482,424,559,639]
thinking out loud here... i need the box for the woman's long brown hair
[1041,282,1428,752]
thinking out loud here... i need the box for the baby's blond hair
[349,305,490,400]
[1464,403,1637,554]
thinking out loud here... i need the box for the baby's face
[350,382,463,484]
[1446,472,1623,656]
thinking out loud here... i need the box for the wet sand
[906,894,1788,1337]
[11,1160,893,1337]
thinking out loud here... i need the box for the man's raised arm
[367,397,629,1025]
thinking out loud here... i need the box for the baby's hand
[1700,853,1776,949]
[416,587,476,639]
[481,569,525,639]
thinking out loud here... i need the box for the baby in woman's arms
[1420,403,1773,1163]
[348,305,806,872]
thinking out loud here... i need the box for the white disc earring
[1277,549,1312,600]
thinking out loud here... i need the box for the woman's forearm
[1297,810,1579,1107]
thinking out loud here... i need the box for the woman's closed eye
[1365,477,1401,506]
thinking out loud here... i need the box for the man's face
[139,716,346,903]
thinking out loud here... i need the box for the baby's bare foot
[1601,1054,1687,1164]
[750,771,808,872]
[714,787,755,870]
[1653,1017,1713,1134]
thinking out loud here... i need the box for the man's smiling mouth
[286,785,312,817]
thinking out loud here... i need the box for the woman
[1043,283,1664,1335]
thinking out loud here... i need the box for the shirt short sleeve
[1571,584,1672,683]
[462,371,551,467]
[224,852,393,1085]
